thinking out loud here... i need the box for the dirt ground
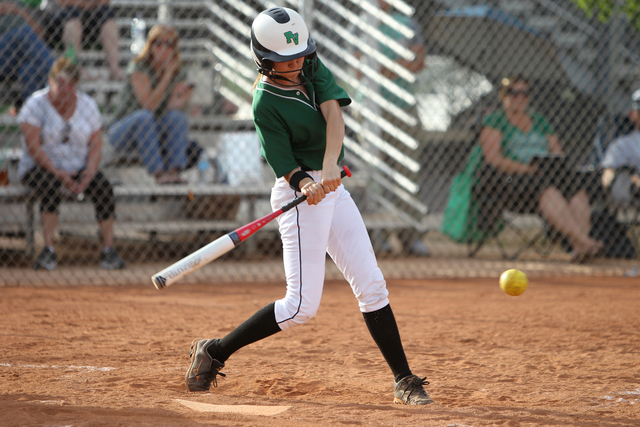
[1,275,639,426]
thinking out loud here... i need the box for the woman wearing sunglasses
[109,24,193,184]
[477,76,602,262]
[17,56,125,271]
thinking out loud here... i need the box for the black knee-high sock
[362,304,412,383]
[207,302,281,363]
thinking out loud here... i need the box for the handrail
[204,1,251,38]
[343,157,428,226]
[324,57,418,127]
[285,0,415,61]
[315,12,416,84]
[313,33,416,106]
[346,103,419,150]
[343,135,418,193]
[200,33,252,76]
[217,0,258,20]
[346,0,415,39]
[342,115,420,172]
[386,0,414,16]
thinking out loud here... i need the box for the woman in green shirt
[108,24,193,184]
[183,7,433,406]
[478,76,602,262]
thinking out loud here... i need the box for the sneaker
[380,239,393,254]
[394,375,434,405]
[185,338,226,392]
[100,249,126,270]
[33,248,57,271]
[407,239,430,257]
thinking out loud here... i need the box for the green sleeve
[254,104,299,178]
[482,110,505,131]
[312,58,351,107]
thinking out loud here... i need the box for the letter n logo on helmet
[284,31,299,45]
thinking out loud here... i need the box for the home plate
[174,399,291,416]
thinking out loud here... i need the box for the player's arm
[255,106,325,204]
[320,99,343,193]
[289,98,345,205]
[284,167,325,205]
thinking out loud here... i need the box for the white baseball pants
[271,170,390,331]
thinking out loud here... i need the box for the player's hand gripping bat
[151,166,352,290]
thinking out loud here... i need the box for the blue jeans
[0,25,54,105]
[108,109,189,174]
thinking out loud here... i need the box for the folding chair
[467,165,557,260]
[601,167,640,258]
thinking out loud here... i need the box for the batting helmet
[251,7,317,74]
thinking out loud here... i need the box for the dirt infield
[1,275,639,426]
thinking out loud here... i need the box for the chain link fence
[1,0,639,286]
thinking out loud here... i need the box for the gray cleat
[394,375,434,405]
[185,338,226,392]
[100,249,126,270]
[33,247,57,271]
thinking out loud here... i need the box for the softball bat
[151,166,352,290]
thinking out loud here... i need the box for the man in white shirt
[602,89,640,191]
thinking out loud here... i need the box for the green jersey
[483,109,554,164]
[252,58,351,178]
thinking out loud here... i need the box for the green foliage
[574,0,640,29]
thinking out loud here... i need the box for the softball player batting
[185,7,433,405]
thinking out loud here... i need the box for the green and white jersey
[252,58,351,178]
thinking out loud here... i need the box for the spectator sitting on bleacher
[602,89,640,192]
[477,76,602,263]
[108,24,193,185]
[17,56,125,271]
[0,0,54,111]
[56,0,125,80]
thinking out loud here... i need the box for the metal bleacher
[0,0,432,263]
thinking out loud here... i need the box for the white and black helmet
[251,7,317,73]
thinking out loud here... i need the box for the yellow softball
[499,269,528,296]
